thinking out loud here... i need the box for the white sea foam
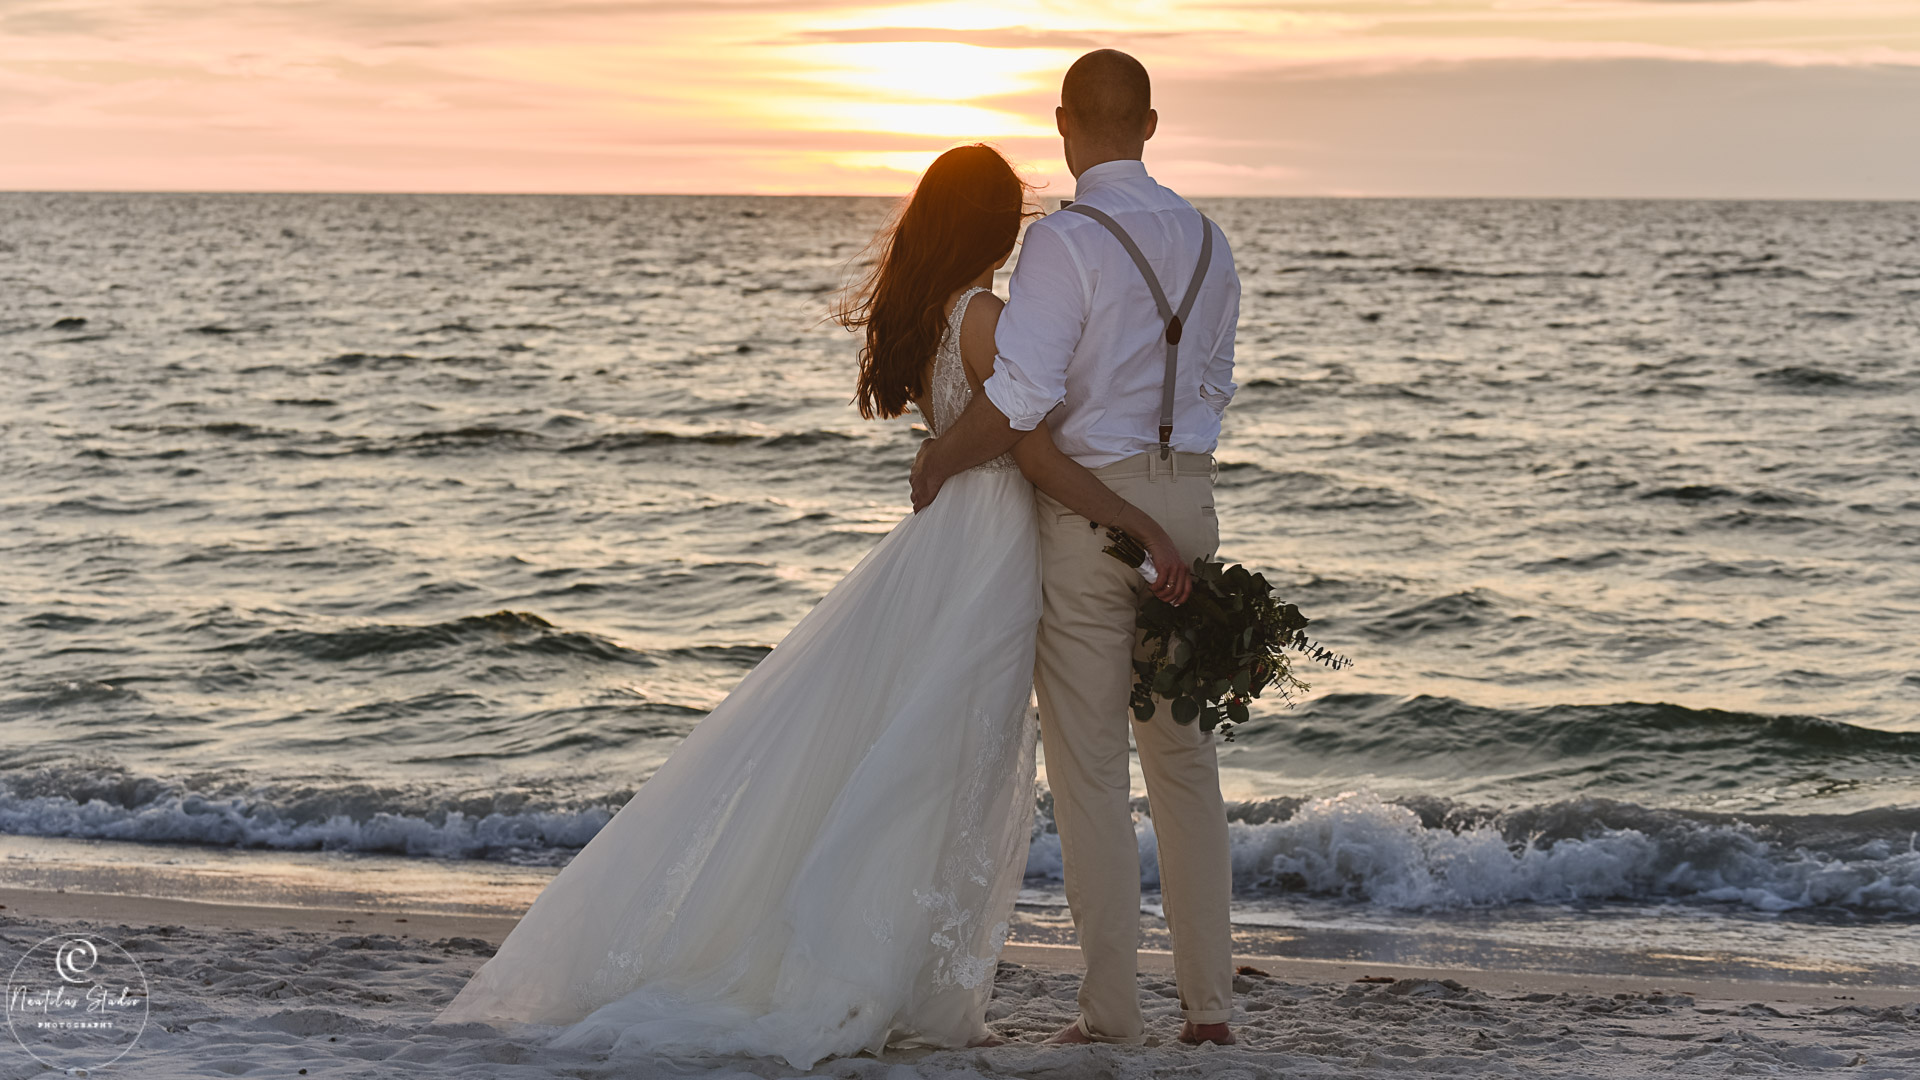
[1025,790,1920,915]
[0,789,610,864]
[6,778,1916,914]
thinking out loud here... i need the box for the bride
[437,144,1192,1068]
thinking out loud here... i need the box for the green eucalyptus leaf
[1119,554,1350,723]
[1153,668,1181,697]
[1172,695,1200,725]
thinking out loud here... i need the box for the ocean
[3,193,1917,986]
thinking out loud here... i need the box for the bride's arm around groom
[940,281,1193,605]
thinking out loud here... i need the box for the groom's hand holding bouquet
[1103,528,1350,738]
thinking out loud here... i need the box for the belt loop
[1148,451,1158,484]
[1170,452,1180,483]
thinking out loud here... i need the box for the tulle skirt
[438,466,1041,1068]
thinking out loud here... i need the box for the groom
[910,49,1240,1046]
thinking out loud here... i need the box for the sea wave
[93,419,878,459]
[4,766,1915,915]
[1232,693,1920,770]
[1026,790,1920,916]
[215,609,656,666]
[0,765,616,865]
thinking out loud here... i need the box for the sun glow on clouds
[0,1,1917,196]
[790,41,1053,103]
[737,7,1081,181]
[760,39,1062,144]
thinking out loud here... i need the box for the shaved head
[1061,49,1151,141]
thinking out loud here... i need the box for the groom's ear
[1142,108,1158,143]
[1056,106,1069,139]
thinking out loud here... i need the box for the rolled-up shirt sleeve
[1198,240,1240,417]
[984,220,1086,431]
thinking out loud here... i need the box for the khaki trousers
[1032,451,1234,1041]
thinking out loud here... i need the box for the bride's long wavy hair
[836,144,1036,420]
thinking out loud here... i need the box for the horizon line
[5,189,1919,204]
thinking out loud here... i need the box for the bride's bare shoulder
[966,287,1004,313]
[958,291,1004,385]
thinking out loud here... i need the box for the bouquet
[1103,527,1350,737]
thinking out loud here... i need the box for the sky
[1,0,1916,198]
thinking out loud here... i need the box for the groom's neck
[1067,145,1144,179]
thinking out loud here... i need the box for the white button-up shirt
[983,159,1239,468]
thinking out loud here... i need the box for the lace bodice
[922,286,1018,471]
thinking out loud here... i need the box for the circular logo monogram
[6,933,150,1072]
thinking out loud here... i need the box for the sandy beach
[5,886,1915,1079]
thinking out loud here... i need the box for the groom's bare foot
[1178,1021,1235,1046]
[1044,1020,1093,1044]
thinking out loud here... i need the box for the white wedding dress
[438,287,1040,1068]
